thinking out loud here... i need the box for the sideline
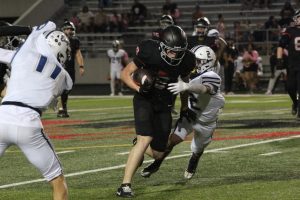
[0,135,299,189]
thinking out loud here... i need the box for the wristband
[79,65,84,69]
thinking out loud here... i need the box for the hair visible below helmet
[160,25,187,66]
[159,15,174,29]
[194,17,210,36]
[44,30,70,65]
[191,45,216,74]
[61,21,76,36]
[112,40,120,52]
[293,10,300,26]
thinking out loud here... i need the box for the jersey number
[36,55,61,79]
[294,37,300,51]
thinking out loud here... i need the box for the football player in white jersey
[107,40,128,96]
[141,45,225,180]
[0,21,72,200]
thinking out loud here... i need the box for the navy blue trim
[50,65,62,79]
[1,101,42,116]
[36,55,47,72]
[40,128,63,169]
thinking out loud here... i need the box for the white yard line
[1,135,299,189]
[259,151,282,156]
[116,152,130,155]
[56,150,75,155]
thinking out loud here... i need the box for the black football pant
[286,68,300,112]
[61,68,75,112]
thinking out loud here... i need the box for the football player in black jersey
[57,21,85,118]
[116,25,195,198]
[277,10,300,119]
[188,17,226,59]
[152,14,174,40]
[187,17,227,89]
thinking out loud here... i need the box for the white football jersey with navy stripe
[0,21,73,110]
[107,49,126,69]
[188,70,225,123]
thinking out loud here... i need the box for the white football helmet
[191,45,216,74]
[44,30,70,65]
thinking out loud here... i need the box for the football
[132,68,154,89]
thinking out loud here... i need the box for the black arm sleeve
[278,34,290,48]
[0,26,32,36]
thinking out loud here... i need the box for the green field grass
[0,95,299,200]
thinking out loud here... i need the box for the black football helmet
[112,40,120,52]
[160,25,187,66]
[61,21,76,37]
[159,15,174,29]
[194,17,210,37]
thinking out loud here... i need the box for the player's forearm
[277,47,283,59]
[0,48,16,64]
[121,62,139,92]
[188,83,208,94]
[0,26,31,36]
[76,50,84,67]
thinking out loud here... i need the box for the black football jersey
[279,27,300,70]
[65,36,80,70]
[187,35,218,52]
[133,39,195,106]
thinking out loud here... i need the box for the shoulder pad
[207,29,219,37]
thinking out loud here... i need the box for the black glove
[138,84,151,96]
[276,58,284,70]
[179,108,197,123]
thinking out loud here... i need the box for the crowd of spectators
[66,0,296,94]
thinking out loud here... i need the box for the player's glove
[167,78,190,94]
[276,58,284,70]
[138,84,152,96]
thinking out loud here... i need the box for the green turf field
[0,94,299,200]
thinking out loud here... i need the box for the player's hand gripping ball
[132,68,155,94]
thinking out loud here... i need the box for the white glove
[167,78,190,94]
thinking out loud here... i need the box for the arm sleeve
[0,48,16,64]
[278,33,290,48]
[132,40,152,69]
[201,75,221,95]
[0,26,31,36]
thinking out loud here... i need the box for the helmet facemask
[194,17,210,37]
[62,21,76,37]
[160,42,186,66]
[194,25,208,37]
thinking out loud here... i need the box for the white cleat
[184,170,194,180]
